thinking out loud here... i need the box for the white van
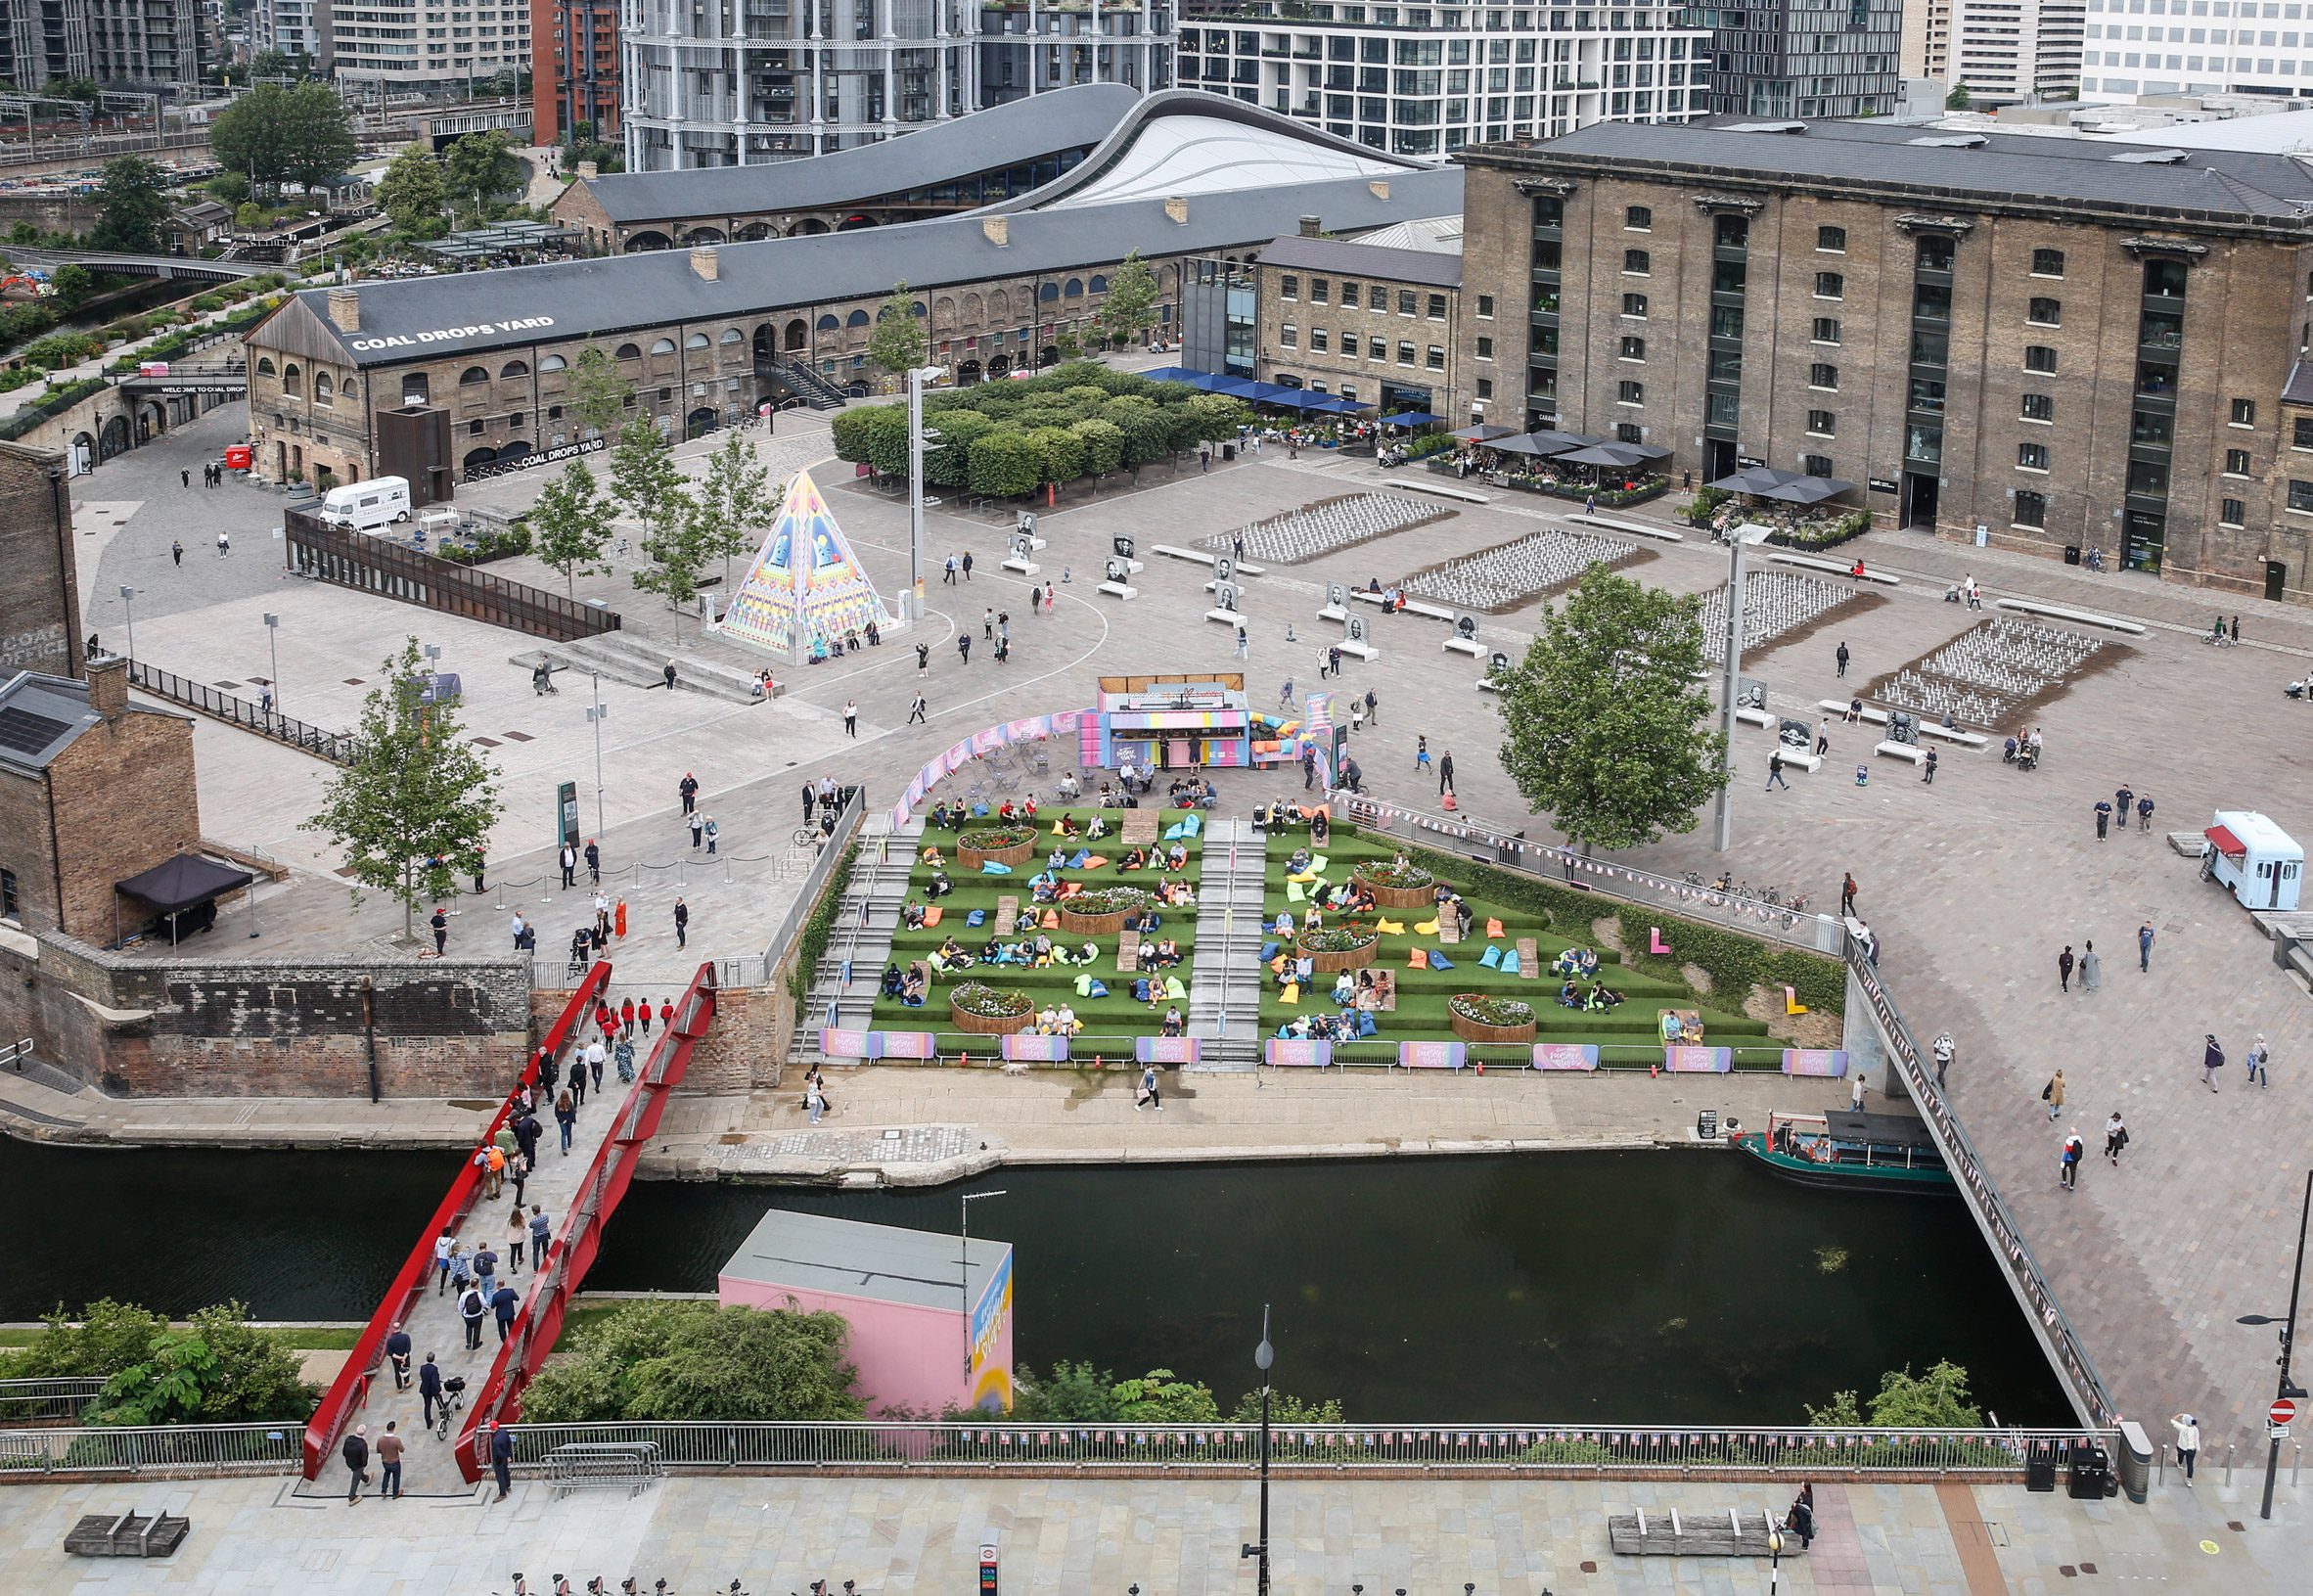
[318,476,413,532]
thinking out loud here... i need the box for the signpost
[2270,1396,2295,1427]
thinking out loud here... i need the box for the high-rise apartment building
[255,0,325,64]
[323,0,531,90]
[2078,0,2308,103]
[620,0,1174,171]
[1693,0,1904,118]
[1175,1,1707,159]
[5,0,207,89]
[533,0,618,143]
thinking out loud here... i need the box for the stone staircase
[789,818,918,1057]
[526,632,764,705]
[1185,816,1267,1071]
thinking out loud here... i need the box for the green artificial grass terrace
[1256,830,1775,1052]
[871,806,1205,1034]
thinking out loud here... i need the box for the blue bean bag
[1086,979,1110,999]
[1479,945,1502,970]
[1357,1010,1378,1037]
[1261,940,1280,961]
[981,861,1013,875]
[972,802,990,816]
[1067,849,1092,869]
[967,909,986,927]
[1429,950,1455,969]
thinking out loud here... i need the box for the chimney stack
[577,160,599,179]
[326,286,359,332]
[87,655,126,717]
[981,214,1010,247]
[1298,215,1323,237]
[1164,196,1189,226]
[689,245,719,281]
[1369,180,1390,200]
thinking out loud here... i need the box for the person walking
[661,661,678,693]
[431,906,448,955]
[2095,799,2112,840]
[909,693,927,724]
[2059,1130,2084,1191]
[638,1000,654,1038]
[554,1088,576,1153]
[2058,944,2074,991]
[507,1149,529,1208]
[1328,644,1342,679]
[842,700,858,737]
[2246,1033,2271,1088]
[958,634,972,664]
[1363,689,1379,727]
[2104,1110,2130,1165]
[1280,677,1294,710]
[2115,784,2135,830]
[915,641,930,677]
[216,530,231,558]
[1932,1031,1955,1087]
[459,1281,487,1350]
[567,1054,585,1108]
[1766,749,1790,791]
[377,1422,404,1498]
[613,1032,635,1083]
[386,1326,413,1391]
[806,1078,827,1124]
[488,1420,516,1499]
[679,773,699,815]
[982,607,995,640]
[434,1229,456,1295]
[1840,873,1858,918]
[2137,794,2154,832]
[2080,940,2102,991]
[2172,1414,2200,1483]
[799,780,816,828]
[342,1424,371,1502]
[585,1035,606,1092]
[181,468,192,489]
[943,553,958,585]
[528,1205,552,1269]
[673,897,689,949]
[472,1243,497,1294]
[658,997,673,1031]
[703,815,718,854]
[1301,746,1316,791]
[491,1279,520,1344]
[559,844,576,889]
[506,1205,528,1273]
[1438,751,1455,796]
[1139,1063,1163,1110]
[2139,921,2155,972]
[1416,735,1430,773]
[418,1353,443,1430]
[1200,444,1211,473]
[170,539,184,567]
[2202,1033,2225,1092]
[1922,746,1938,785]
[1849,1067,1868,1112]
[1235,624,1249,660]
[2042,1068,2065,1119]
[1836,640,1850,678]
[1814,718,1831,757]
[619,996,635,1037]
[961,550,974,581]
[687,810,703,850]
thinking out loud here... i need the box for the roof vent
[577,160,599,180]
[982,214,1009,247]
[1298,214,1322,237]
[1907,134,1989,149]
[690,245,719,281]
[326,286,359,333]
[2112,147,2190,164]
[1724,120,1808,134]
[1164,196,1189,225]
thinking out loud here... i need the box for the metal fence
[493,1421,2109,1481]
[125,661,360,764]
[763,785,868,976]
[0,1422,302,1478]
[0,1377,108,1423]
[285,511,621,642]
[1844,935,2117,1427]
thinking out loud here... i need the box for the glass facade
[1695,0,1901,117]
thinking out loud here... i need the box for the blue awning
[1378,410,1441,427]
[1208,375,1263,398]
[1137,366,1198,384]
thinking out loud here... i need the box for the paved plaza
[0,1471,2295,1594]
[48,388,2313,1489]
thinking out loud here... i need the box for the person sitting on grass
[1164,842,1189,871]
[1048,845,1071,872]
[1055,1003,1081,1035]
[1155,937,1182,967]
[1310,810,1330,844]
[936,935,972,969]
[1086,813,1110,840]
[1021,795,1038,821]
[997,800,1019,823]
[1037,1004,1060,1033]
[1302,904,1324,932]
[920,844,946,868]
[1070,940,1097,966]
[926,871,954,900]
[1589,981,1624,1012]
[881,963,905,998]
[1136,940,1158,974]
[1121,845,1147,871]
[1056,813,1082,839]
[900,971,927,1007]
[903,900,929,931]
[1162,1006,1185,1037]
[1559,979,1583,1010]
[1288,845,1313,875]
[1274,909,1295,936]
[1332,971,1358,1007]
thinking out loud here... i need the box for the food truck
[2201,809,2303,912]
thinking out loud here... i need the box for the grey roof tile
[1254,233,1465,288]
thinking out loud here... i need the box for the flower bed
[1059,885,1151,935]
[950,981,1035,1035]
[1298,925,1379,973]
[1353,860,1436,909]
[1450,992,1537,1043]
[957,826,1037,870]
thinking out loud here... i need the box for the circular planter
[950,984,1034,1035]
[1298,929,1379,973]
[1449,995,1537,1044]
[1059,888,1150,937]
[956,829,1035,871]
[1353,863,1437,910]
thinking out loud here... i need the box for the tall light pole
[2238,1166,2312,1521]
[959,1188,1006,1377]
[1240,1304,1274,1596]
[905,364,946,620]
[1711,523,1772,853]
[585,684,609,841]
[262,612,281,712]
[1766,1524,1785,1596]
[117,584,137,661]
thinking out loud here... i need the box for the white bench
[1771,550,1902,585]
[1205,608,1249,627]
[1815,700,1986,747]
[1764,748,1825,774]
[1566,512,1682,543]
[1098,578,1139,601]
[1384,477,1489,503]
[1735,706,1774,728]
[1000,554,1041,576]
[1442,634,1484,658]
[1337,638,1381,661]
[1150,544,1269,576]
[1874,741,1928,764]
[1993,597,2147,635]
[1350,589,1457,623]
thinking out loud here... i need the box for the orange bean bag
[1041,909,1060,929]
[923,905,942,929]
[1486,918,1505,938]
[1408,948,1429,969]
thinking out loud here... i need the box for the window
[1310,329,1329,352]
[1427,345,1445,371]
[1814,271,1844,299]
[0,868,15,920]
[1625,205,1653,230]
[1818,225,1846,252]
[1617,380,1644,405]
[1616,423,1644,444]
[2021,392,2054,423]
[2015,489,2048,528]
[1624,249,1651,275]
[2027,297,2062,327]
[1397,342,1416,365]
[1398,290,1417,315]
[2221,498,2247,527]
[684,332,710,350]
[1281,274,1299,299]
[1475,378,1493,398]
[2018,442,2049,472]
[2032,248,2065,278]
[1340,282,1360,306]
[2292,480,2313,513]
[1370,338,1386,360]
[2226,448,2252,476]
[1427,295,1447,320]
[1311,279,1331,304]
[1280,323,1298,346]
[1475,336,1494,360]
[459,365,490,386]
[2233,398,2258,428]
[539,354,567,372]
[2297,417,2313,450]
[649,338,676,354]
[1619,336,1647,361]
[313,373,334,406]
[1340,329,1357,356]
[1809,363,1837,389]
[1622,293,1648,318]
[1369,286,1386,310]
[2024,345,2058,373]
[1806,409,1836,436]
[1812,317,1840,344]
[1802,454,1836,479]
[1476,295,1494,318]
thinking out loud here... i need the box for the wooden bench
[1149,544,1269,576]
[545,1440,664,1500]
[1516,936,1538,979]
[1993,596,2147,635]
[65,1512,191,1559]
[1608,1507,1796,1559]
[994,895,1020,935]
[1117,929,1142,974]
[1436,912,1464,945]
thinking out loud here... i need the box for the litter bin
[2064,544,2081,566]
[2067,1438,2114,1500]
[1222,442,1238,461]
[2024,1438,2061,1492]
[2116,1420,2152,1503]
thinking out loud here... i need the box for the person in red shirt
[619,997,636,1037]
[638,1000,654,1037]
[658,998,674,1031]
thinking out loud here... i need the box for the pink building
[717,1209,1015,1415]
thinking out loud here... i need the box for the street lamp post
[1240,1305,1274,1596]
[1711,523,1772,853]
[586,681,609,841]
[262,612,281,713]
[2238,1165,2313,1521]
[958,1188,1007,1377]
[117,584,136,661]
[1766,1525,1785,1596]
[905,364,946,620]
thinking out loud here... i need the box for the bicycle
[432,1374,467,1440]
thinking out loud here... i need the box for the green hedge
[788,840,861,1007]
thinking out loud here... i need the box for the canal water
[0,1143,2072,1425]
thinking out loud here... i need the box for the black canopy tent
[115,853,255,946]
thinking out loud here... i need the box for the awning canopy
[1449,423,1518,442]
[1708,467,1858,505]
[115,852,254,913]
[1207,375,1263,398]
[1559,442,1662,469]
[1378,410,1441,427]
[2205,824,2248,857]
[1486,433,1559,456]
[1521,429,1608,454]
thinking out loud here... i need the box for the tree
[692,431,782,586]
[247,48,295,81]
[89,157,171,252]
[210,83,354,193]
[92,1303,317,1426]
[1109,1369,1222,1424]
[1807,1360,1982,1429]
[442,130,525,226]
[206,170,250,205]
[614,418,703,637]
[0,1299,167,1380]
[375,144,449,238]
[866,280,927,383]
[517,1299,865,1423]
[1098,251,1160,347]
[567,343,629,440]
[529,459,615,596]
[1946,82,1973,111]
[1491,567,1725,855]
[966,429,1043,498]
[48,263,92,310]
[301,637,503,939]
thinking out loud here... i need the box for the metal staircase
[789,819,917,1058]
[1185,817,1268,1071]
[760,357,848,411]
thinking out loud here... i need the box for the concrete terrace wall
[0,926,532,1098]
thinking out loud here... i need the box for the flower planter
[957,834,1035,871]
[1059,903,1133,935]
[1355,875,1436,911]
[1298,930,1378,973]
[950,987,1034,1034]
[1449,995,1537,1044]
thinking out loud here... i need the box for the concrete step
[532,635,764,706]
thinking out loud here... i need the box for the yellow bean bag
[1376,918,1404,935]
[1288,869,1318,885]
[1415,918,1439,935]
[1282,980,1300,1005]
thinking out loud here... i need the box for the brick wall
[0,441,82,680]
[44,686,202,945]
[678,981,791,1094]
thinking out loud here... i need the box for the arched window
[1090,275,1108,294]
[911,300,928,319]
[459,366,489,386]
[614,342,642,359]
[500,359,529,378]
[539,353,567,372]
[313,372,334,405]
[817,314,840,332]
[649,338,677,355]
[280,363,301,396]
[1064,278,1083,297]
[685,332,710,349]
[719,327,744,344]
[1038,283,1060,301]
[255,356,276,377]
[846,309,871,329]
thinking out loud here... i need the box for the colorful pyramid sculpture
[715,468,906,661]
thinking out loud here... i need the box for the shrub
[1066,886,1152,916]
[786,839,859,1005]
[517,1298,865,1424]
[1297,925,1376,953]
[1353,859,1434,890]
[1069,417,1125,476]
[967,428,1044,498]
[952,981,1033,1019]
[957,825,1035,851]
[1450,993,1534,1026]
[1683,485,1731,526]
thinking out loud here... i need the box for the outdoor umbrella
[1486,433,1562,456]
[1449,423,1518,442]
[1247,383,1307,407]
[1208,376,1263,398]
[1138,366,1196,384]
[1556,443,1655,469]
[1520,429,1607,454]
[1707,466,1806,496]
[1379,410,1442,427]
[1761,476,1858,506]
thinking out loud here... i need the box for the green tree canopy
[210,83,355,192]
[1946,82,1973,111]
[1491,567,1726,855]
[442,130,525,225]
[1806,1360,1983,1428]
[0,1299,167,1380]
[518,1299,865,1423]
[529,458,615,596]
[866,280,928,381]
[89,157,171,252]
[691,431,782,586]
[375,144,449,238]
[567,343,630,439]
[300,637,503,938]
[0,1300,316,1425]
[1098,250,1160,346]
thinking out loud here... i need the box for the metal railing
[0,1422,302,1478]
[125,661,361,764]
[285,511,622,642]
[1844,935,2116,1428]
[490,1421,2110,1481]
[0,1377,108,1423]
[763,785,868,978]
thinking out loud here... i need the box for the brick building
[0,441,83,679]
[1247,229,1466,418]
[533,0,619,147]
[1460,119,2313,601]
[0,658,202,945]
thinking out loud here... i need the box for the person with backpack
[2059,1129,2084,1191]
[528,1205,553,1270]
[459,1281,488,1349]
[1784,1482,1816,1547]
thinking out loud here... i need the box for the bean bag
[1500,949,1521,975]
[1269,954,1288,976]
[1376,918,1404,935]
[1281,980,1300,1005]
[966,909,986,927]
[1261,940,1280,961]
[1074,972,1094,997]
[1066,849,1091,869]
[981,861,1013,875]
[1086,980,1110,999]
[1163,975,1188,1001]
[1288,869,1318,885]
[1429,950,1454,970]
[1040,909,1060,929]
[923,905,942,928]
[1479,945,1503,970]
[1415,918,1439,935]
[972,802,990,816]
[1357,1010,1378,1037]
[1053,821,1070,835]
[1084,855,1110,870]
[1287,880,1306,903]
[1310,855,1329,875]
[1408,948,1429,969]
[1275,1024,1296,1038]
[1485,918,1506,938]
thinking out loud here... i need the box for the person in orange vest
[613,899,627,939]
